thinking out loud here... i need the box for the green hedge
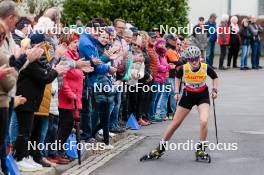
[62,0,189,31]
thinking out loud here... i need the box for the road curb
[25,132,145,175]
[62,134,146,175]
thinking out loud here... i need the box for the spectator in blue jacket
[78,24,111,143]
[205,13,217,69]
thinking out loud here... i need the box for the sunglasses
[0,32,6,41]
[188,57,199,62]
[132,43,140,48]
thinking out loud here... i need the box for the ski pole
[212,98,219,144]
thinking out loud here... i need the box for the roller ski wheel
[195,151,211,163]
[139,149,163,162]
[140,154,149,162]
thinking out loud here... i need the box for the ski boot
[195,141,211,163]
[140,140,167,162]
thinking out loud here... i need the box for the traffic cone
[6,154,21,175]
[126,113,140,130]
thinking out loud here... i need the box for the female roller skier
[140,46,219,163]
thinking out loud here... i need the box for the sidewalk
[25,132,145,175]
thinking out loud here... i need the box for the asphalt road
[91,68,264,175]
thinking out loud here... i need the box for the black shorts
[178,88,210,110]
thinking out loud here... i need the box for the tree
[5,0,65,19]
[62,0,189,31]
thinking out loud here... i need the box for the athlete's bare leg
[197,103,210,141]
[163,106,191,141]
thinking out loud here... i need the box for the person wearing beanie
[29,32,46,44]
[12,17,31,46]
[14,32,69,171]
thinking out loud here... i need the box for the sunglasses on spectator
[188,57,200,62]
[0,32,6,41]
[132,43,140,48]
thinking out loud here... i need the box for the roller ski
[140,141,166,162]
[195,141,211,163]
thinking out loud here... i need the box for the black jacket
[229,26,240,46]
[12,32,24,46]
[239,27,252,45]
[142,48,151,82]
[15,56,58,113]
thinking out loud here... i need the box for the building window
[259,0,264,16]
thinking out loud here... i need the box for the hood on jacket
[155,38,167,57]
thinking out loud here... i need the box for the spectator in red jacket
[218,14,230,70]
[57,33,84,160]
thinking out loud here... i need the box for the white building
[188,0,264,25]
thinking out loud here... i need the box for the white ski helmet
[184,46,201,59]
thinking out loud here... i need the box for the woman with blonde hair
[239,18,252,70]
[227,15,240,68]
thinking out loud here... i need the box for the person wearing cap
[191,17,209,59]
[12,17,31,46]
[163,34,181,120]
[147,31,159,83]
[152,27,161,38]
[76,16,83,27]
[205,13,217,69]
[146,32,163,122]
[130,27,139,41]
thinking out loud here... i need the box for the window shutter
[259,0,264,16]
